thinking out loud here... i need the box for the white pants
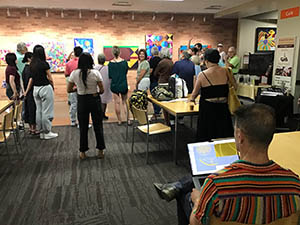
[138,78,150,91]
[66,77,77,122]
[33,85,54,133]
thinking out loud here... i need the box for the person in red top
[65,46,83,126]
[5,53,21,100]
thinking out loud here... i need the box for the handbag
[151,86,174,101]
[226,69,241,114]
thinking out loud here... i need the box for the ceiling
[0,0,254,14]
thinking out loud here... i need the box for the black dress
[197,73,234,142]
[22,64,36,125]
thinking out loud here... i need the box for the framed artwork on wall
[145,34,173,58]
[178,44,212,59]
[255,27,277,52]
[74,38,94,55]
[103,46,139,69]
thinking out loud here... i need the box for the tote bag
[226,69,241,114]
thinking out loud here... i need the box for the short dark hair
[194,43,202,51]
[22,52,33,63]
[204,48,220,64]
[74,46,83,57]
[138,49,147,61]
[191,47,198,55]
[234,103,276,149]
[5,53,17,68]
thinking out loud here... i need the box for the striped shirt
[194,160,300,224]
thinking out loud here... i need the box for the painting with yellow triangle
[103,46,138,69]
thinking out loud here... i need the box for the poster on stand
[274,37,295,89]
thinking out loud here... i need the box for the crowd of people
[4,41,241,154]
[4,41,300,225]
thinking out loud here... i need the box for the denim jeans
[77,94,105,152]
[66,77,77,123]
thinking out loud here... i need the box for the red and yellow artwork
[256,28,277,51]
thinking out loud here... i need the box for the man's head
[17,42,27,54]
[181,50,191,60]
[234,104,276,153]
[228,46,236,58]
[151,46,159,56]
[194,43,202,51]
[160,47,171,59]
[74,46,83,58]
[217,43,223,53]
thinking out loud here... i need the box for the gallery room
[0,0,300,224]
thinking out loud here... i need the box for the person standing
[149,46,161,119]
[95,53,112,120]
[30,45,58,140]
[217,43,226,65]
[22,52,37,134]
[136,49,150,91]
[67,53,106,160]
[172,50,195,94]
[189,49,234,142]
[226,46,240,75]
[5,53,21,100]
[108,46,129,125]
[65,46,83,126]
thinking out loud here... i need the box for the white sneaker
[44,132,58,140]
[40,133,45,139]
[77,124,92,129]
[71,121,77,127]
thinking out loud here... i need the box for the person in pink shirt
[65,46,83,126]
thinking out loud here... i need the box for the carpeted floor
[0,120,197,225]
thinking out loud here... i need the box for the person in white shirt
[67,53,106,160]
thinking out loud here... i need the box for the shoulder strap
[98,65,104,72]
[202,72,213,86]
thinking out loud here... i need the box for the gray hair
[160,47,170,58]
[97,53,106,65]
[151,46,159,56]
[112,46,120,58]
[17,42,26,52]
[181,50,190,60]
[191,55,200,65]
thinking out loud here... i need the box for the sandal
[117,121,122,126]
[127,120,132,126]
[98,149,105,159]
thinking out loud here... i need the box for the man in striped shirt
[154,104,300,225]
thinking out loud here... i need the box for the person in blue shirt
[172,51,195,94]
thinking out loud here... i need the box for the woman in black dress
[189,49,236,142]
[22,52,37,134]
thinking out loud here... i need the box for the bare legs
[113,93,128,125]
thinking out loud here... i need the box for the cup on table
[190,103,194,111]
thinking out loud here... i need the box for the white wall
[237,19,277,68]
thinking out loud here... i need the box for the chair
[0,110,16,160]
[126,99,131,142]
[13,101,27,147]
[208,212,300,225]
[130,103,171,164]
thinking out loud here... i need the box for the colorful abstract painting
[145,34,173,58]
[0,49,11,65]
[103,46,139,69]
[74,38,94,55]
[255,27,277,51]
[26,41,67,72]
[178,44,212,58]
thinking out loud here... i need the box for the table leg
[174,115,178,164]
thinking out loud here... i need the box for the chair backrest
[209,212,300,225]
[130,104,148,125]
[14,101,22,122]
[3,110,14,133]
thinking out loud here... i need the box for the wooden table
[269,131,300,176]
[0,100,14,114]
[148,95,199,163]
